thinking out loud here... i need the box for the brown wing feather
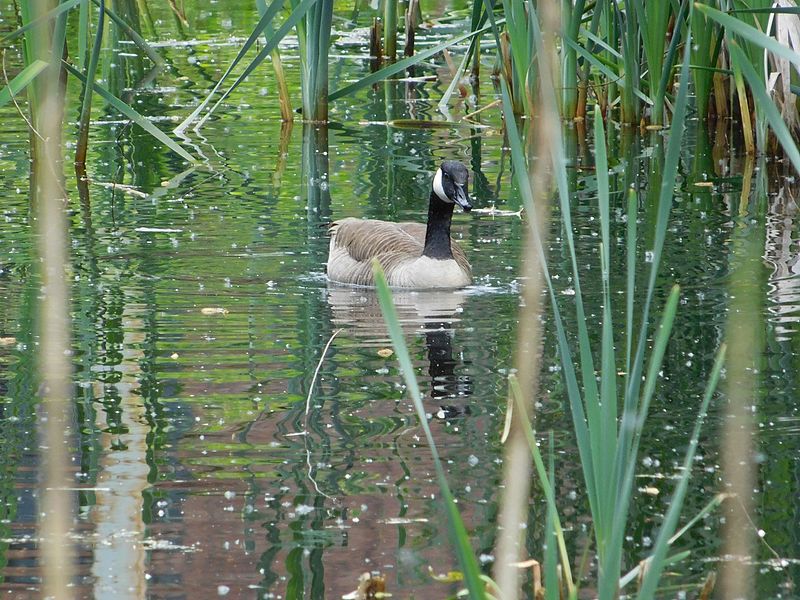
[331,219,425,261]
[329,218,472,285]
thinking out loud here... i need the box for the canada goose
[327,160,473,288]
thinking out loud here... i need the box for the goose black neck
[423,192,455,260]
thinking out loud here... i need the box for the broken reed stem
[492,0,561,597]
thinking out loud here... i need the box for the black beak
[454,184,472,212]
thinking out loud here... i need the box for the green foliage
[373,262,487,600]
[1,0,189,162]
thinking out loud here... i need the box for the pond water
[0,1,798,598]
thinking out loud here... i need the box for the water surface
[0,1,798,598]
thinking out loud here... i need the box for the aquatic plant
[1,0,191,163]
[372,5,731,597]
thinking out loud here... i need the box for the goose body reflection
[326,161,473,288]
[326,286,473,411]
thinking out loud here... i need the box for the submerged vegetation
[1,0,798,597]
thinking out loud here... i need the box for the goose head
[432,160,472,212]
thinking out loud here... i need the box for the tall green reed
[372,264,488,600]
[488,2,730,597]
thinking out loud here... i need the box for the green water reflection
[0,0,798,597]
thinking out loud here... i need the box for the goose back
[327,218,471,288]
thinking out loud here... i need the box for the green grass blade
[637,345,727,599]
[498,76,600,533]
[438,0,486,111]
[373,262,486,600]
[77,0,89,73]
[175,0,287,133]
[601,285,680,600]
[653,0,687,120]
[0,0,82,45]
[594,108,618,537]
[565,38,652,106]
[729,41,800,174]
[698,3,800,71]
[330,21,497,102]
[580,26,623,60]
[194,0,316,130]
[509,375,575,594]
[0,60,48,109]
[623,18,692,439]
[76,0,104,164]
[624,188,637,385]
[62,60,195,163]
[544,433,559,600]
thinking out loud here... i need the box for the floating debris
[387,118,456,129]
[342,572,388,599]
[135,227,184,233]
[428,566,463,583]
[471,205,524,218]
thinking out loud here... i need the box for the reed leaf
[174,0,293,132]
[330,21,496,102]
[75,0,104,165]
[0,60,48,109]
[697,3,800,70]
[62,61,195,163]
[373,262,486,600]
[637,345,727,599]
[498,74,600,553]
[729,40,800,172]
[0,0,82,46]
[508,375,575,595]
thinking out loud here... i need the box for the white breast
[387,256,471,289]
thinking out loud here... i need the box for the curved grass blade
[438,0,487,111]
[729,40,800,173]
[373,262,486,600]
[62,60,195,163]
[174,0,287,133]
[498,75,599,543]
[697,3,800,70]
[0,0,82,46]
[508,375,575,595]
[0,60,48,109]
[620,492,726,587]
[329,21,496,102]
[637,345,727,599]
[193,0,317,130]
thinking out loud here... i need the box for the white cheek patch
[433,168,449,202]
